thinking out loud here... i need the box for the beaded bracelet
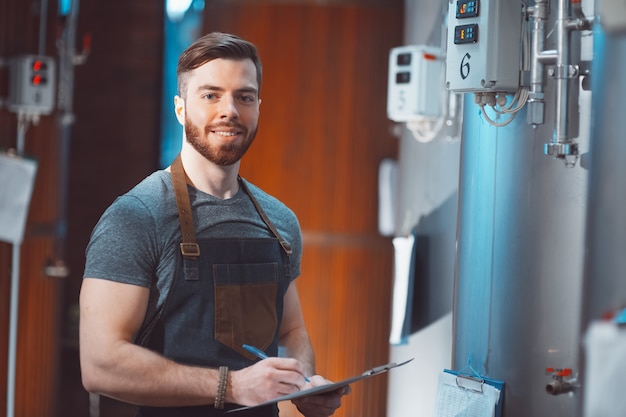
[214,366,229,410]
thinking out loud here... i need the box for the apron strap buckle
[180,242,200,258]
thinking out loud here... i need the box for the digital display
[456,0,479,18]
[454,24,478,44]
[395,72,411,84]
[396,52,412,66]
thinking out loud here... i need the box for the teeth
[214,131,238,137]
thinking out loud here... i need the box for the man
[79,32,348,417]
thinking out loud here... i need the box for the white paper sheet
[433,371,500,417]
[0,153,38,244]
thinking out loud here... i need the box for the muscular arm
[79,278,220,406]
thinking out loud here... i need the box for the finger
[276,381,302,396]
[269,368,307,392]
[267,358,310,385]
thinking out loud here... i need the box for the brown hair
[177,32,262,98]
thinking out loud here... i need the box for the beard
[184,114,257,166]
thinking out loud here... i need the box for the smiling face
[175,58,260,166]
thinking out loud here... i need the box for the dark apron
[135,156,293,417]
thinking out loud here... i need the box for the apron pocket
[214,263,278,358]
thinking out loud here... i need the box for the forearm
[279,326,316,377]
[81,341,220,407]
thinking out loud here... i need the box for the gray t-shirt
[83,170,302,327]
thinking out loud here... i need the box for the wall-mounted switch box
[7,55,56,115]
[387,45,445,122]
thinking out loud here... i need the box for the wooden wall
[204,2,403,416]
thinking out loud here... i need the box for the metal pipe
[528,0,551,126]
[567,17,594,31]
[527,0,592,164]
[58,0,79,116]
[546,379,575,395]
[16,115,27,156]
[568,0,594,31]
[38,0,49,56]
[7,246,20,417]
[51,0,80,272]
[538,49,558,63]
[554,0,571,144]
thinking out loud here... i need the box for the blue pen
[242,344,311,382]
[242,344,269,359]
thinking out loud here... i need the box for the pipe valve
[545,367,577,395]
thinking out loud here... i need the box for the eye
[203,93,218,100]
[237,94,256,104]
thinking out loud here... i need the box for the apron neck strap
[171,155,200,259]
[238,177,293,256]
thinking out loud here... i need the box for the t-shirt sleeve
[83,195,160,288]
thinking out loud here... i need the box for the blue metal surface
[454,89,588,416]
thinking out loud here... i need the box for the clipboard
[226,358,414,413]
[434,368,504,417]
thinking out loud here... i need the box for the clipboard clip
[455,358,485,393]
[362,358,414,376]
[456,374,485,393]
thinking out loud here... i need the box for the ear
[174,95,185,126]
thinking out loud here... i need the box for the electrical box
[445,0,522,93]
[387,45,445,122]
[7,55,56,115]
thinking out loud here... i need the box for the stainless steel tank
[452,9,592,412]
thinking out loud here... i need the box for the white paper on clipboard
[226,358,414,413]
[0,152,38,244]
[433,371,501,417]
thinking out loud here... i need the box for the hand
[229,358,309,406]
[292,375,351,417]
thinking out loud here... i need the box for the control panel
[446,0,522,93]
[387,45,445,122]
[7,55,56,115]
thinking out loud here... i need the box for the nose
[219,95,239,119]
